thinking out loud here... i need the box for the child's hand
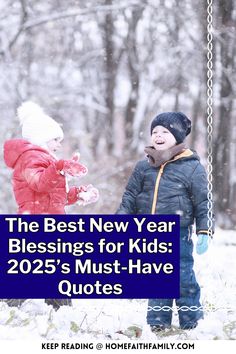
[196,234,209,255]
[77,184,99,206]
[56,154,88,177]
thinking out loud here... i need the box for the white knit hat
[17,101,64,146]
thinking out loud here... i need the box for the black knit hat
[150,112,191,143]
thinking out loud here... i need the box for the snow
[0,227,235,342]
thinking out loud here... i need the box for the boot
[150,324,170,334]
[45,299,72,311]
[1,299,26,307]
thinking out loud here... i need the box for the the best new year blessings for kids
[5,216,176,296]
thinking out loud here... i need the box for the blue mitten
[196,234,209,255]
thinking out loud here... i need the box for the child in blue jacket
[117,112,212,331]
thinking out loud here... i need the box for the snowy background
[0,228,235,341]
[0,0,235,345]
[1,0,235,227]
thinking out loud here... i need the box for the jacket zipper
[151,164,164,214]
[150,149,193,215]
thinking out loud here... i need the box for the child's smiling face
[151,125,176,150]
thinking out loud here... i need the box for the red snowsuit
[4,139,79,214]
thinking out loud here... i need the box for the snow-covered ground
[0,228,235,341]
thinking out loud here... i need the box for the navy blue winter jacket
[117,149,210,233]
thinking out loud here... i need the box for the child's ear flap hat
[17,101,64,147]
[150,112,191,144]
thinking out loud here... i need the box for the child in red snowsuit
[4,101,98,214]
[3,101,99,309]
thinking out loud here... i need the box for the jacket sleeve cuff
[56,159,64,172]
[197,230,213,238]
[67,186,78,205]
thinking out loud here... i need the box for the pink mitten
[77,184,99,206]
[57,154,88,177]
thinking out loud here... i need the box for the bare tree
[123,6,144,147]
[213,0,236,227]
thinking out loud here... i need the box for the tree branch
[8,0,28,51]
[23,2,144,30]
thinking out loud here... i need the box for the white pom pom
[17,101,45,124]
